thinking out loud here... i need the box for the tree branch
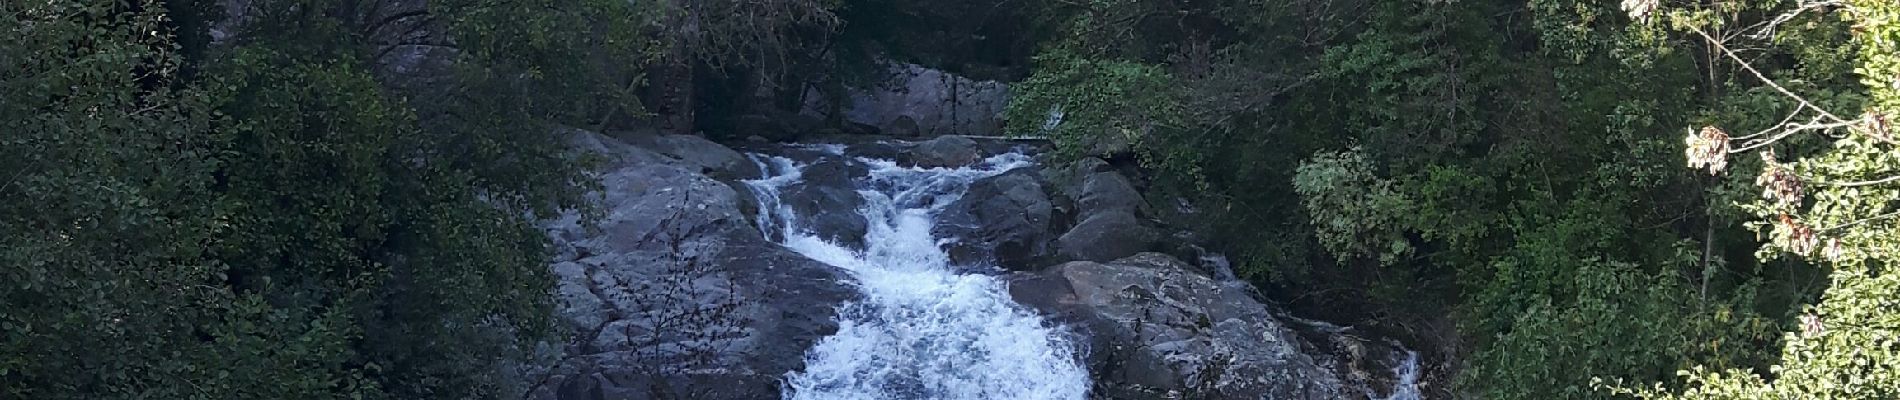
[1745,0,1843,40]
[1821,210,1900,232]
[1730,115,1863,153]
[1732,108,1803,141]
[1818,174,1900,188]
[1693,27,1849,125]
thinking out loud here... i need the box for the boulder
[842,141,904,162]
[934,168,1057,269]
[735,114,796,142]
[583,128,759,179]
[1078,129,1134,158]
[889,115,922,138]
[1055,210,1156,262]
[536,236,854,400]
[563,128,671,170]
[802,63,1010,137]
[1040,159,1158,263]
[843,120,881,136]
[532,131,856,400]
[1077,170,1145,216]
[778,158,870,248]
[1042,157,1109,203]
[781,112,826,137]
[906,135,983,168]
[651,134,759,179]
[734,112,827,143]
[1008,253,1349,399]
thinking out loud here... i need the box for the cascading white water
[744,149,1092,400]
[1380,350,1422,400]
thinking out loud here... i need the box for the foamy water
[744,150,1092,400]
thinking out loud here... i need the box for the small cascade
[744,150,1091,400]
[741,142,1428,400]
[744,153,801,242]
[1380,350,1423,400]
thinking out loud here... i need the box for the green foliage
[441,0,663,129]
[1,0,623,398]
[1013,0,1847,397]
[3,2,250,396]
[1473,260,1772,398]
[1316,3,1491,168]
[1004,48,1183,159]
[1292,148,1414,266]
[1608,0,1900,397]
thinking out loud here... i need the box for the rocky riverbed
[520,129,1423,399]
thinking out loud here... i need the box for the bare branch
[1815,174,1900,188]
[1730,115,1864,153]
[1692,27,1850,124]
[1746,0,1844,40]
[1820,210,1900,232]
[1731,108,1803,141]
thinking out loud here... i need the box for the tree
[1611,0,1900,397]
[2,0,611,397]
[1292,147,1414,266]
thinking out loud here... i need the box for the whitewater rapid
[743,148,1092,400]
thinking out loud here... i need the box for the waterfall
[743,150,1092,400]
[1381,350,1422,400]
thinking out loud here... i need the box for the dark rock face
[1008,253,1350,399]
[1078,129,1132,159]
[1055,210,1156,262]
[1042,157,1111,200]
[734,114,783,141]
[1077,169,1145,216]
[1042,159,1158,263]
[781,113,826,138]
[802,63,1010,137]
[842,141,903,162]
[889,115,922,138]
[532,131,855,400]
[777,158,870,248]
[934,168,1058,270]
[906,135,984,168]
[648,133,760,179]
[734,112,819,143]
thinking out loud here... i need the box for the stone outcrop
[1008,253,1353,399]
[1055,210,1157,263]
[610,131,760,180]
[1042,157,1159,263]
[775,158,871,249]
[803,63,1010,137]
[934,168,1058,270]
[906,135,985,168]
[530,130,855,400]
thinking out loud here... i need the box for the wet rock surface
[1043,158,1159,263]
[1055,210,1157,262]
[646,133,760,179]
[775,158,871,248]
[934,168,1059,270]
[533,132,1419,400]
[905,135,985,168]
[530,131,855,400]
[1008,253,1356,399]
